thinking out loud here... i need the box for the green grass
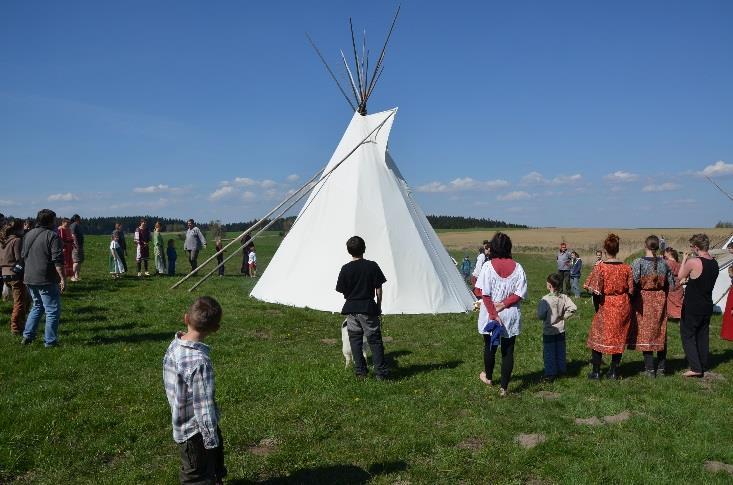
[1,232,732,484]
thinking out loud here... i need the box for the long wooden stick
[177,109,397,291]
[188,190,309,292]
[306,33,357,112]
[171,179,317,289]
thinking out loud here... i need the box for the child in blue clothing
[167,239,177,276]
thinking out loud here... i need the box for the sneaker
[479,371,493,386]
[499,388,507,397]
[587,371,601,380]
[644,369,656,379]
[144,272,151,276]
[137,272,142,277]
[21,337,32,345]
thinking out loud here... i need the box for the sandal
[682,370,703,378]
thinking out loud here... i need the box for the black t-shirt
[336,258,387,315]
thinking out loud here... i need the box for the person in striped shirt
[163,296,226,484]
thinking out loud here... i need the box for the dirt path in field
[439,228,732,261]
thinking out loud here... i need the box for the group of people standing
[108,218,207,278]
[468,231,726,397]
[584,233,720,379]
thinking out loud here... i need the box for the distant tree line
[1,213,525,234]
[49,216,300,236]
[426,215,528,230]
[715,221,733,228]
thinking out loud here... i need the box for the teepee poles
[307,6,400,115]
[306,33,356,112]
[187,187,313,292]
[706,176,733,202]
[176,109,397,292]
[365,6,400,101]
[170,179,317,289]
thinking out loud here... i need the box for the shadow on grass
[229,461,407,484]
[86,331,171,345]
[512,359,588,391]
[386,350,463,380]
[657,348,733,375]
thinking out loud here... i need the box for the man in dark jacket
[21,209,65,347]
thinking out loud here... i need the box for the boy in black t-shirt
[335,236,388,379]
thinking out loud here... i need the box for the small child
[248,248,257,277]
[166,239,177,276]
[335,236,388,379]
[537,273,577,380]
[215,237,224,277]
[163,296,226,483]
[109,233,125,278]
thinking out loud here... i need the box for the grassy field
[1,230,732,484]
[441,227,733,261]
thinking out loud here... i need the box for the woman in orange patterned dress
[664,248,683,319]
[57,217,74,278]
[584,234,633,380]
[629,236,675,377]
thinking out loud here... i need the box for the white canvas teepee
[250,108,475,314]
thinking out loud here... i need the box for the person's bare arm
[375,287,383,309]
[677,257,698,282]
[55,266,66,292]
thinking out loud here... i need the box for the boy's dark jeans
[346,313,387,377]
[178,427,226,484]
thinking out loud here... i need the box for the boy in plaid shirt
[163,296,226,484]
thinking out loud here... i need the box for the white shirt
[476,260,528,338]
[248,251,256,264]
[472,252,486,278]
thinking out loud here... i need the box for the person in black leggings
[678,233,718,377]
[483,335,515,391]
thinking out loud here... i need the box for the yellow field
[439,228,733,261]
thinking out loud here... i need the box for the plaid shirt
[163,332,220,448]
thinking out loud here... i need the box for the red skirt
[721,289,733,341]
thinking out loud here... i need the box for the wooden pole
[171,178,318,289]
[306,33,357,112]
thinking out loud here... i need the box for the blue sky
[1,1,731,227]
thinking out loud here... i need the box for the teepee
[251,108,475,314]
[251,12,474,314]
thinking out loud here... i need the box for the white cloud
[0,199,20,207]
[604,171,639,183]
[242,191,256,201]
[497,191,531,201]
[286,174,300,182]
[260,179,277,189]
[520,171,582,186]
[133,184,169,194]
[553,174,582,184]
[642,182,680,192]
[699,160,733,178]
[233,177,257,186]
[416,177,509,193]
[209,186,234,200]
[416,181,448,193]
[48,192,78,201]
[520,171,545,186]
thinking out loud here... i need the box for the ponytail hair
[645,235,660,273]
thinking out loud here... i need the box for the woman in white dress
[476,232,528,396]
